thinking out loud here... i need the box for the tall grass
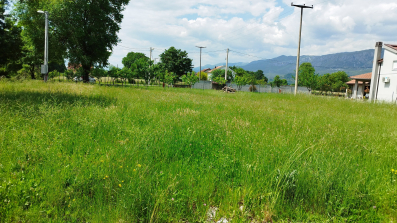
[0,80,396,222]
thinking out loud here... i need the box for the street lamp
[37,10,49,82]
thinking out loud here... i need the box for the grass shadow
[0,90,116,115]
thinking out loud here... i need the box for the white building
[369,42,397,102]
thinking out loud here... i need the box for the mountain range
[194,49,383,81]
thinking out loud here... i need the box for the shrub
[197,72,208,81]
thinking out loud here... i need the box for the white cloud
[107,0,397,68]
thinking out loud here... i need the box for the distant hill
[241,49,383,80]
[194,49,383,82]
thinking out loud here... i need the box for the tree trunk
[29,65,36,79]
[82,64,91,83]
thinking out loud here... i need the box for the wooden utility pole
[291,3,313,95]
[225,48,229,81]
[196,46,206,81]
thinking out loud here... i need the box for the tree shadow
[0,90,116,117]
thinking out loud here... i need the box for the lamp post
[37,10,49,82]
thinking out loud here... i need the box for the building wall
[377,49,397,102]
[351,84,364,99]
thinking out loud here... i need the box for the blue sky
[103,0,397,68]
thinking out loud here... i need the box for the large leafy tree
[159,47,193,79]
[0,0,23,76]
[329,71,349,92]
[54,0,130,82]
[298,62,318,92]
[13,0,66,79]
[122,52,148,69]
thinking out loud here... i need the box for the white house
[369,42,397,102]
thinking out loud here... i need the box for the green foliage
[181,71,199,87]
[0,81,396,222]
[0,2,23,78]
[164,70,176,86]
[233,75,248,90]
[13,0,66,79]
[91,67,107,84]
[271,75,283,87]
[212,75,227,85]
[316,71,349,92]
[48,70,60,79]
[51,0,130,82]
[159,47,193,79]
[211,68,233,82]
[122,52,148,69]
[197,71,208,81]
[298,62,318,92]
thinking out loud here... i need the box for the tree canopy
[53,0,130,82]
[0,0,23,76]
[158,47,193,79]
[298,62,318,92]
[122,52,148,69]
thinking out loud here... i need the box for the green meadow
[0,80,396,222]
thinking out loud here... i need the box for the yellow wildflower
[137,164,142,168]
[120,166,123,168]
[133,169,136,172]
[119,184,122,187]
[73,199,75,202]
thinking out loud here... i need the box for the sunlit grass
[0,80,396,222]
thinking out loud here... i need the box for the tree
[196,71,208,81]
[0,1,23,77]
[317,73,332,92]
[159,47,193,79]
[13,0,66,79]
[271,75,283,87]
[122,52,148,69]
[329,71,349,92]
[53,0,130,82]
[181,71,199,87]
[211,68,233,82]
[233,75,248,90]
[245,72,258,92]
[254,70,268,82]
[91,67,107,85]
[298,62,318,92]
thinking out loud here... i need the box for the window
[393,61,397,71]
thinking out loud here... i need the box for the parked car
[73,76,96,83]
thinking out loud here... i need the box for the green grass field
[1,80,396,222]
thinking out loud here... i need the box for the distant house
[205,66,236,80]
[369,43,397,102]
[347,72,371,99]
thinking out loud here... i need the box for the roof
[350,72,372,80]
[346,80,367,85]
[200,68,211,73]
[208,66,223,73]
[385,44,397,51]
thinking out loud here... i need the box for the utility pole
[149,47,153,85]
[196,46,206,81]
[291,3,313,95]
[225,48,229,81]
[38,10,49,82]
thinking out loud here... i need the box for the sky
[108,0,397,68]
